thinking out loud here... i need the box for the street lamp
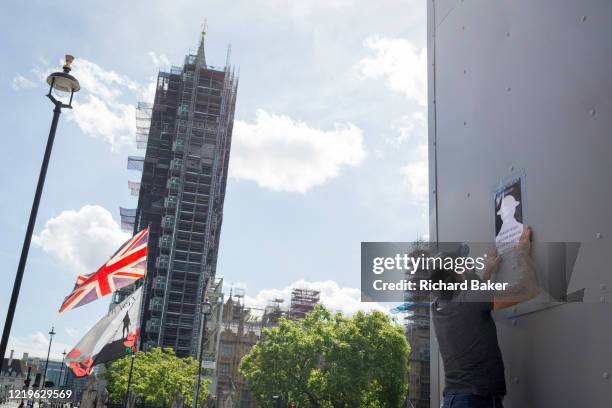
[0,55,80,368]
[58,350,67,387]
[193,299,212,408]
[41,326,56,388]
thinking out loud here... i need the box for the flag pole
[124,352,137,408]
[136,223,152,352]
[125,222,150,408]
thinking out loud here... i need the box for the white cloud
[30,64,52,83]
[400,142,428,205]
[391,111,426,147]
[8,332,74,361]
[243,279,388,316]
[32,205,129,275]
[11,74,37,91]
[353,35,429,214]
[231,110,367,193]
[64,58,150,150]
[71,95,136,150]
[354,35,427,107]
[148,52,171,70]
[71,59,140,102]
[21,56,160,150]
[139,52,172,103]
[366,113,428,214]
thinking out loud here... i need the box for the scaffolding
[288,288,320,320]
[127,156,145,171]
[403,244,431,408]
[262,298,287,327]
[135,102,152,150]
[119,207,137,232]
[129,26,240,358]
[128,180,141,196]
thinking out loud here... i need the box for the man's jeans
[441,393,504,408]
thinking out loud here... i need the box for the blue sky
[0,0,427,360]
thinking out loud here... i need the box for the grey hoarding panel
[429,1,612,407]
[495,304,611,407]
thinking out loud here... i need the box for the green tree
[104,347,210,406]
[240,306,409,408]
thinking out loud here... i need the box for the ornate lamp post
[58,350,67,387]
[0,56,80,368]
[41,326,56,388]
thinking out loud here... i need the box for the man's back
[432,285,506,397]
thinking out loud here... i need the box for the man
[122,311,131,338]
[432,226,540,408]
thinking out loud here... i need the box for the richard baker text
[372,279,508,291]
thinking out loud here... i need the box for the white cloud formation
[140,52,172,103]
[148,52,171,70]
[400,142,428,205]
[8,332,73,361]
[32,205,129,275]
[11,74,37,91]
[391,111,426,147]
[400,112,429,207]
[70,59,141,103]
[64,59,150,150]
[71,95,137,149]
[243,279,388,316]
[354,35,427,107]
[395,111,428,206]
[20,56,164,150]
[231,110,367,193]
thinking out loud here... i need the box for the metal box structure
[427,1,612,406]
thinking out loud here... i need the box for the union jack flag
[59,228,149,313]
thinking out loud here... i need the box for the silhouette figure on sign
[497,195,522,235]
[495,194,523,254]
[122,312,131,338]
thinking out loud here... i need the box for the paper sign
[494,171,526,254]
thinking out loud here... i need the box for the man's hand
[482,247,501,281]
[516,225,532,256]
[493,225,540,310]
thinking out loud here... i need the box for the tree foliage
[104,347,210,406]
[240,306,409,408]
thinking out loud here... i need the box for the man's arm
[491,225,540,310]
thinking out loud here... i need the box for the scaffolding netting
[120,207,137,217]
[127,156,145,171]
[128,181,141,196]
[136,102,152,150]
[120,207,136,232]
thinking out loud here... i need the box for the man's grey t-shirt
[431,280,506,396]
